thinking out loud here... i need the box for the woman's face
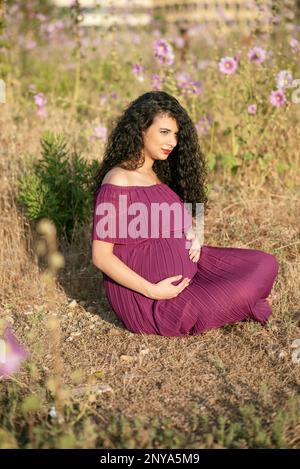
[142,114,179,161]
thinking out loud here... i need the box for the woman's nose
[169,136,177,147]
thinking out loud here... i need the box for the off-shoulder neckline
[100,183,166,189]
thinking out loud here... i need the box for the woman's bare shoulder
[101,167,130,186]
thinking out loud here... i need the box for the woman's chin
[157,153,169,160]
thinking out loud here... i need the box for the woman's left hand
[186,228,201,263]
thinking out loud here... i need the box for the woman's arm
[92,240,153,298]
[92,241,190,300]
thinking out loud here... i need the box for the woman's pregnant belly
[114,235,198,285]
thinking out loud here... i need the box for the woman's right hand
[145,275,191,300]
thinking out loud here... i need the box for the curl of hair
[92,91,210,218]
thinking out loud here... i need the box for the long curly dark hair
[92,91,210,218]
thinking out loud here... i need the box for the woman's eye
[160,131,178,139]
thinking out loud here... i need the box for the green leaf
[207,153,216,171]
[21,395,42,414]
[243,151,255,161]
[221,153,238,169]
[276,161,289,174]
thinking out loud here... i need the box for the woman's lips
[161,149,171,154]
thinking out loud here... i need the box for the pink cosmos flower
[34,92,47,108]
[153,39,175,66]
[269,89,286,107]
[34,92,48,118]
[190,80,202,95]
[176,72,202,96]
[46,23,56,35]
[218,56,238,75]
[248,46,267,64]
[277,70,293,89]
[151,74,162,91]
[91,126,107,142]
[25,40,37,50]
[248,104,257,115]
[196,113,213,135]
[55,20,65,31]
[36,13,46,22]
[0,324,28,378]
[176,71,189,86]
[132,63,144,81]
[132,64,143,75]
[289,37,300,53]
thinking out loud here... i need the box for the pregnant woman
[91,91,279,337]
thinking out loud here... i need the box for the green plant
[18,131,98,242]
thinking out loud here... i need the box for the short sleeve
[92,185,133,244]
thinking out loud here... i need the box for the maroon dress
[92,183,279,337]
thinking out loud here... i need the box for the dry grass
[1,103,300,448]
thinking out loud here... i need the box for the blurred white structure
[52,0,153,27]
[51,0,275,30]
